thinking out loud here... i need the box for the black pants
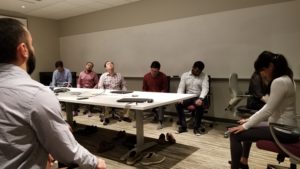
[176,97,204,130]
[230,125,299,169]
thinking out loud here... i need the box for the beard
[26,49,36,75]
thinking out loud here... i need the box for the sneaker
[157,133,166,144]
[103,118,110,125]
[140,152,166,166]
[122,117,132,123]
[193,128,201,136]
[126,151,143,165]
[175,126,187,134]
[166,133,176,144]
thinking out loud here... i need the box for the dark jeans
[152,107,165,122]
[230,126,299,169]
[175,97,204,130]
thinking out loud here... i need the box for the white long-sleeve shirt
[0,64,97,169]
[177,71,209,99]
[243,75,300,129]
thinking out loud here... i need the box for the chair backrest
[71,72,77,87]
[229,73,242,97]
[203,75,211,110]
[39,72,53,86]
[97,73,102,79]
[166,76,171,93]
[226,73,244,111]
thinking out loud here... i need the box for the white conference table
[56,88,196,160]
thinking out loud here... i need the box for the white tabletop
[56,88,196,111]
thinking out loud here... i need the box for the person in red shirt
[143,61,169,129]
[77,62,99,88]
[75,62,99,116]
[143,61,168,92]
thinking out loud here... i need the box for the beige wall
[27,18,60,80]
[0,10,60,80]
[59,0,291,37]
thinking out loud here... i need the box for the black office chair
[185,95,213,132]
[71,72,77,87]
[183,75,213,132]
[39,72,53,86]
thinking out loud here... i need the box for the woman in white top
[228,51,300,169]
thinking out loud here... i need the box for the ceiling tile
[0,0,141,20]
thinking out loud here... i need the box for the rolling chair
[224,73,257,137]
[184,75,213,132]
[185,95,213,132]
[225,73,255,118]
[256,123,300,169]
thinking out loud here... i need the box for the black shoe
[58,162,79,169]
[176,127,187,134]
[193,128,201,136]
[103,118,110,125]
[122,117,132,123]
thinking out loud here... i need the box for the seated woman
[228,51,300,169]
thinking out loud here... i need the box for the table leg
[120,110,157,161]
[135,110,144,147]
[65,102,73,125]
